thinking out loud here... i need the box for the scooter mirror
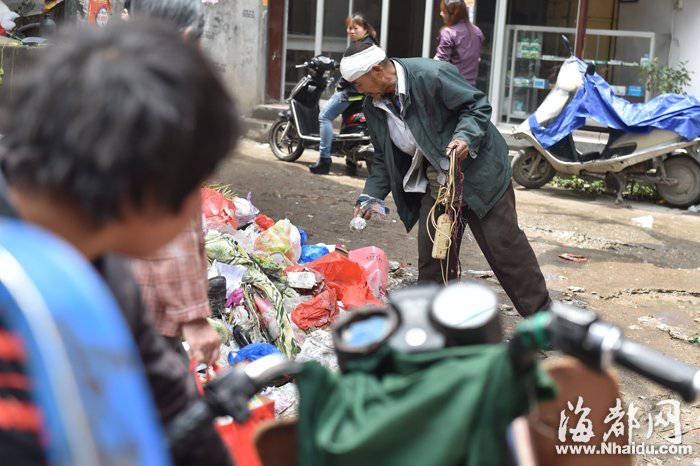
[333,306,400,371]
[430,282,503,345]
[340,314,393,350]
[561,34,573,56]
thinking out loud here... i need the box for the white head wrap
[340,45,387,82]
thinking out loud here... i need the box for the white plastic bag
[232,193,260,226]
[253,219,302,263]
[227,224,260,253]
[0,1,19,31]
[208,260,247,296]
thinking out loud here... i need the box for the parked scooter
[268,56,375,176]
[512,35,700,207]
[2,0,63,43]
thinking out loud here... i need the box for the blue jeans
[318,92,350,160]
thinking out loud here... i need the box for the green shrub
[551,176,659,202]
[639,59,692,96]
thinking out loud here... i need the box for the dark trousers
[166,335,191,366]
[417,183,550,317]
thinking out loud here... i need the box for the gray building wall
[617,0,673,66]
[201,0,267,112]
[669,0,700,97]
[614,0,673,95]
[617,0,700,98]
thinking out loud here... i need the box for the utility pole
[574,0,589,57]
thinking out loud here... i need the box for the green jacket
[361,58,512,231]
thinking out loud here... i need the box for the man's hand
[181,318,220,365]
[353,205,373,221]
[447,139,470,161]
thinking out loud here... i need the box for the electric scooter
[170,282,700,466]
[268,56,375,176]
[512,35,700,207]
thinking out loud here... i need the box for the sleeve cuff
[166,302,212,326]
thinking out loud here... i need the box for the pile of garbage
[200,186,389,368]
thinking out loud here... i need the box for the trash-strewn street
[216,139,700,464]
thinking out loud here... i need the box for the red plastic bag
[217,400,275,466]
[191,360,275,466]
[348,246,389,298]
[255,214,275,231]
[202,188,238,229]
[305,252,381,309]
[292,288,338,330]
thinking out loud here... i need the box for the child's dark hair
[0,20,239,226]
[347,13,378,43]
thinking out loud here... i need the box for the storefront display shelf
[502,25,655,123]
[516,56,641,67]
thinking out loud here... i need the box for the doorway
[387,0,426,58]
[271,0,446,102]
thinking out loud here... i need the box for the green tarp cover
[296,344,556,466]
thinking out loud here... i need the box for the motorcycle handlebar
[295,62,307,69]
[166,297,700,450]
[614,339,699,402]
[544,306,699,403]
[166,355,300,452]
[166,399,212,457]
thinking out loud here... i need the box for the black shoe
[310,158,331,175]
[208,276,227,318]
[345,160,358,176]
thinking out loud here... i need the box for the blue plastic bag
[229,342,280,365]
[298,227,308,246]
[299,244,330,264]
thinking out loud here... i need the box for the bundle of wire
[427,147,465,284]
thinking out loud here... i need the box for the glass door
[352,0,383,41]
[319,0,350,99]
[387,0,426,58]
[322,0,350,61]
[284,0,317,97]
[281,0,391,99]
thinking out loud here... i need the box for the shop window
[387,0,426,58]
[284,0,317,97]
[352,0,383,40]
[428,0,489,93]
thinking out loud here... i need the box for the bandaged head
[340,44,387,82]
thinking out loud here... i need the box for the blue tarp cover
[529,59,700,148]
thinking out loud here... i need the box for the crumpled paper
[262,383,299,418]
[295,330,338,371]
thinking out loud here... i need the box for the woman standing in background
[434,0,484,86]
[311,13,377,175]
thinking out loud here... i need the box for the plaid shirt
[131,217,211,337]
